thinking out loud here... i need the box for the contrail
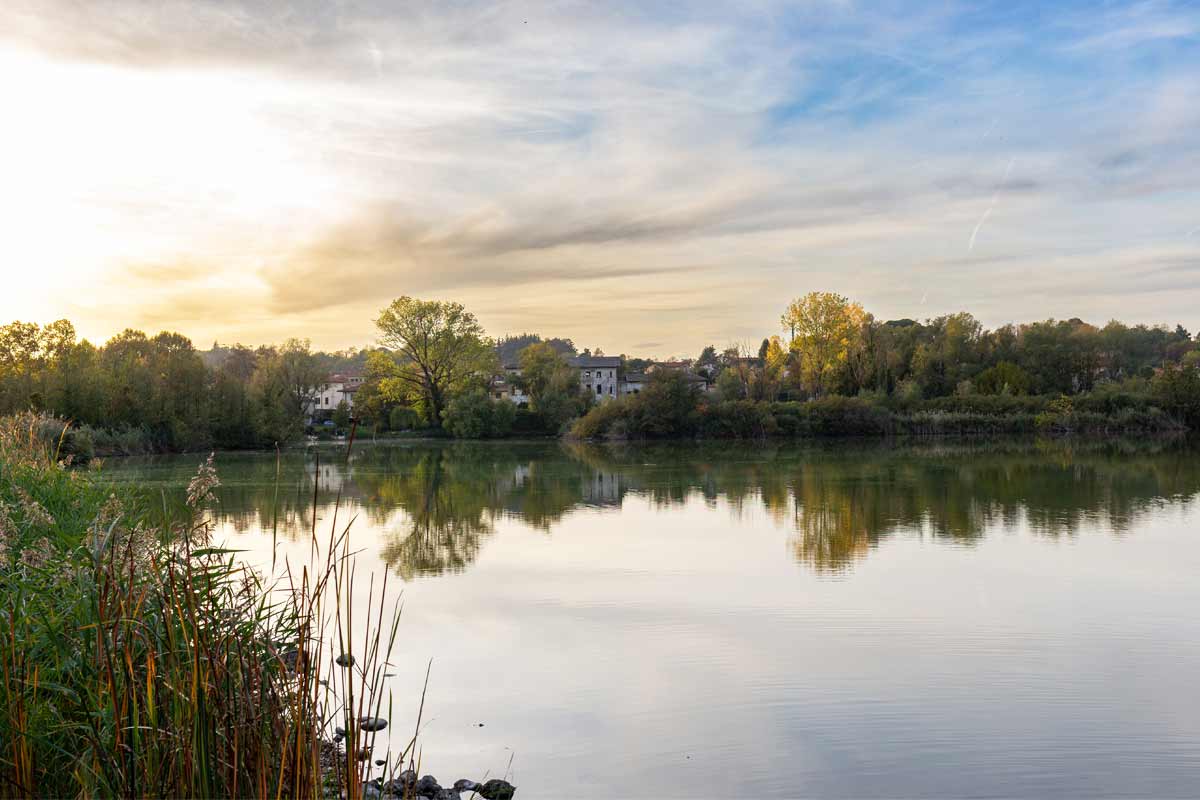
[968,157,1015,252]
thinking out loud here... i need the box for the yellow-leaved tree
[780,292,867,396]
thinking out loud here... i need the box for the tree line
[1,292,1198,451]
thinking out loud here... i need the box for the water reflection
[113,437,1200,578]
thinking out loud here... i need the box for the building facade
[570,355,622,401]
[308,372,363,421]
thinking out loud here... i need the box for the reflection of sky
[208,484,1200,797]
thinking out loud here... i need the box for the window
[596,385,602,395]
[609,385,614,395]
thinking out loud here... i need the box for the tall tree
[374,297,496,426]
[517,342,588,430]
[781,292,868,396]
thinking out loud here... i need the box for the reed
[0,412,406,799]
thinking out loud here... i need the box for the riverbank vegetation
[571,370,1192,439]
[0,413,405,798]
[2,292,1198,448]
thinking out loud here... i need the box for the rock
[360,716,388,732]
[383,771,417,796]
[432,789,460,800]
[336,653,356,668]
[475,778,516,800]
[355,747,371,761]
[452,780,478,793]
[414,774,441,796]
[375,759,387,767]
[335,726,346,737]
[362,784,382,799]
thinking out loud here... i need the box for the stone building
[570,355,622,401]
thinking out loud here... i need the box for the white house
[308,372,363,421]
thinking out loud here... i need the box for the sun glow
[0,45,336,329]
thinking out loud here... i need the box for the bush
[441,389,516,438]
[1152,364,1200,427]
[697,400,780,438]
[570,397,632,439]
[571,372,701,439]
[975,361,1032,395]
[388,405,420,431]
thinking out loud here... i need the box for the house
[490,374,529,404]
[646,359,693,373]
[308,372,363,421]
[570,355,622,401]
[620,370,646,395]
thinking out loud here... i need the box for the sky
[1,0,1198,357]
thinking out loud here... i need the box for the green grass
[0,413,408,799]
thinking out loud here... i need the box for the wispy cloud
[1,0,1198,354]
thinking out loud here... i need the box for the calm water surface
[104,438,1200,798]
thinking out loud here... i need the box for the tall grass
[0,413,407,799]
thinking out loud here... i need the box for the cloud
[3,0,1200,355]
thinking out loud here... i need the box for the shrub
[1152,364,1200,427]
[388,406,420,430]
[975,361,1033,395]
[570,397,632,439]
[441,389,516,438]
[697,400,779,438]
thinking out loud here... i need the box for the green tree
[374,297,496,427]
[975,361,1032,395]
[517,342,587,431]
[1152,364,1200,426]
[249,340,322,444]
[333,399,352,430]
[442,389,515,438]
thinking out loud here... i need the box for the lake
[103,437,1200,798]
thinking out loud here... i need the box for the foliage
[780,292,869,396]
[975,360,1032,395]
[388,406,420,431]
[0,321,335,452]
[332,399,352,429]
[0,414,406,799]
[441,389,516,439]
[570,371,700,439]
[517,342,590,432]
[374,297,497,427]
[495,333,575,366]
[1152,364,1200,427]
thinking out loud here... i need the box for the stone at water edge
[382,771,417,796]
[475,778,516,800]
[452,780,478,793]
[413,774,441,796]
[360,716,388,732]
[335,653,356,668]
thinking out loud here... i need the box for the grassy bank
[0,414,404,798]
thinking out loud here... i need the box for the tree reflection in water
[115,437,1200,578]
